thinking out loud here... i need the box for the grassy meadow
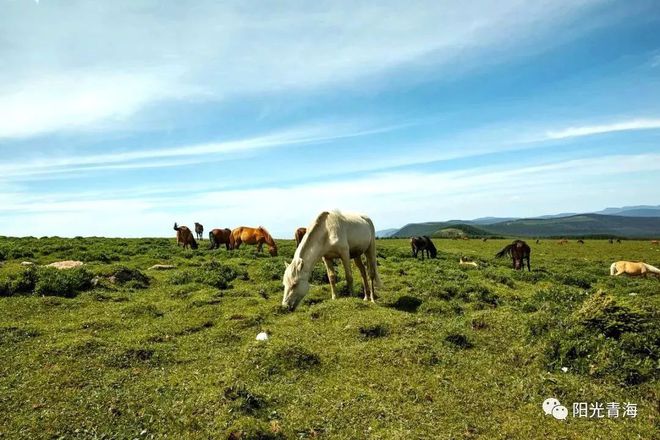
[0,236,658,439]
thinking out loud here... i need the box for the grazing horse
[557,239,568,245]
[535,239,541,244]
[482,238,488,242]
[651,240,659,246]
[174,223,198,249]
[294,227,307,248]
[410,236,437,259]
[230,226,278,256]
[209,228,232,250]
[610,261,660,277]
[282,211,382,310]
[616,239,622,244]
[577,239,585,244]
[495,240,531,271]
[194,223,204,240]
[608,238,614,244]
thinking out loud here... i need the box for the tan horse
[557,239,568,245]
[230,226,278,256]
[294,227,307,248]
[459,257,478,268]
[651,240,659,246]
[610,261,660,277]
[209,228,232,250]
[174,223,198,249]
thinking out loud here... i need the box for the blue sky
[1,0,659,237]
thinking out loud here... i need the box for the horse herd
[173,212,659,311]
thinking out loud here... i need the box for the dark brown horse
[209,228,232,250]
[230,226,278,256]
[174,223,198,249]
[577,239,585,244]
[410,236,437,259]
[294,227,307,248]
[495,239,531,271]
[194,222,204,240]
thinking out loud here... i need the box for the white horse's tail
[643,263,660,275]
[609,262,618,276]
[366,218,383,288]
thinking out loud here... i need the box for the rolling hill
[390,214,660,238]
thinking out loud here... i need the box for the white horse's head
[282,257,310,311]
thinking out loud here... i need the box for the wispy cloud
[545,118,660,140]
[1,121,405,178]
[0,0,605,139]
[3,153,658,237]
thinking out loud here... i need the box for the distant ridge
[386,205,660,238]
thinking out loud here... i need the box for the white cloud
[545,118,660,140]
[2,153,658,237]
[0,0,606,139]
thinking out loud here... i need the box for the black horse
[495,239,531,271]
[411,236,437,260]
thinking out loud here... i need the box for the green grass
[0,237,658,439]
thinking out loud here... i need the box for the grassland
[0,237,658,439]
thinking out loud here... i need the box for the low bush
[34,267,93,297]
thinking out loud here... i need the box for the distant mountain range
[376,205,660,238]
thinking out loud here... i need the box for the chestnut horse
[209,228,232,250]
[230,226,278,256]
[194,222,204,240]
[174,223,198,249]
[495,239,531,271]
[294,227,307,248]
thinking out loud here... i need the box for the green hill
[484,214,660,238]
[392,214,660,238]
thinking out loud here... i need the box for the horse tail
[495,244,513,259]
[208,231,216,249]
[173,222,179,231]
[366,219,383,288]
[190,236,198,250]
[229,228,237,249]
[643,263,660,274]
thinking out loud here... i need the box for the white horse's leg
[322,257,338,300]
[340,251,354,294]
[354,256,370,301]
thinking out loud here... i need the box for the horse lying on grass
[610,261,660,277]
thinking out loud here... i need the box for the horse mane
[258,226,277,248]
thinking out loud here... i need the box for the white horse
[282,210,382,310]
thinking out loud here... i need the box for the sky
[1,0,660,238]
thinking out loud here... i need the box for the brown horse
[651,240,659,246]
[294,227,307,248]
[209,228,232,250]
[495,239,531,271]
[174,223,198,249]
[577,239,585,244]
[411,236,437,259]
[230,226,278,256]
[194,222,204,240]
[557,239,568,245]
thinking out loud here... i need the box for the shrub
[0,266,37,296]
[256,259,285,281]
[444,332,473,349]
[359,323,390,339]
[170,261,238,290]
[34,267,93,297]
[110,266,150,288]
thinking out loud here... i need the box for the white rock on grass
[21,261,35,266]
[256,332,269,341]
[148,264,176,270]
[46,260,84,270]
